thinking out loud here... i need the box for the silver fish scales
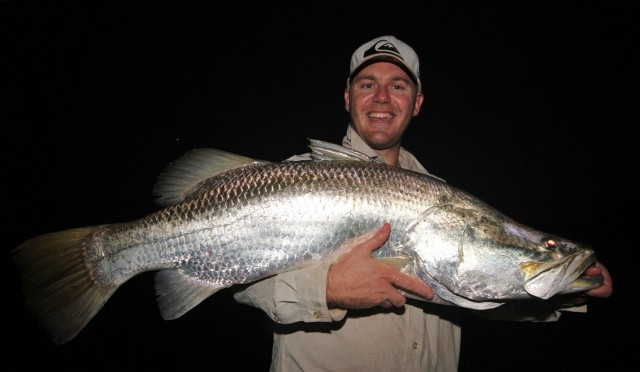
[12,139,603,345]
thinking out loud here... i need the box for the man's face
[345,62,424,151]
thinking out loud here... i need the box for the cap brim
[348,55,419,87]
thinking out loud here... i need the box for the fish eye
[545,239,557,249]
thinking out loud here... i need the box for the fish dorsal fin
[153,148,264,206]
[307,138,386,164]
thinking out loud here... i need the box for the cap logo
[363,40,404,61]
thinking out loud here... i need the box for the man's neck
[375,147,400,167]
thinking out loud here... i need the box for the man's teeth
[369,113,393,118]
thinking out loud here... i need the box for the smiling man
[232,35,613,372]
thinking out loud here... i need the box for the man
[233,35,613,372]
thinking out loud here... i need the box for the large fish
[12,139,603,345]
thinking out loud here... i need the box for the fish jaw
[522,249,597,299]
[557,272,604,295]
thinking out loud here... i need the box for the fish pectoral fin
[155,269,226,320]
[377,256,437,303]
[376,256,415,274]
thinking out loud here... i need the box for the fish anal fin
[155,270,225,320]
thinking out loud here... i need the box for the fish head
[408,203,603,307]
[511,224,603,299]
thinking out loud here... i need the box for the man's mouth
[368,112,394,119]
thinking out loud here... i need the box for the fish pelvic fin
[155,270,225,320]
[153,148,265,206]
[12,227,118,345]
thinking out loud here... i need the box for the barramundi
[12,139,603,345]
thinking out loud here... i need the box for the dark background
[1,1,633,371]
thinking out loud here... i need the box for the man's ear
[344,87,351,112]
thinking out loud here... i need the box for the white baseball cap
[348,35,421,92]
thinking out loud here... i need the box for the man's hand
[584,261,613,298]
[326,222,434,309]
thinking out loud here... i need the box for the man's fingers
[335,222,391,257]
[370,222,391,245]
[386,291,407,307]
[358,222,391,255]
[584,265,601,276]
[388,272,434,300]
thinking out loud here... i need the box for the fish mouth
[522,250,599,299]
[557,273,605,295]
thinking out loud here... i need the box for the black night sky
[2,2,633,370]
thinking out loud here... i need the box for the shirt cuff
[273,262,345,323]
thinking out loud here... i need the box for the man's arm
[232,262,347,323]
[233,223,434,323]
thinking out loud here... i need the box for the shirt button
[412,342,419,350]
[312,311,321,319]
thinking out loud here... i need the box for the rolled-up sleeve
[232,262,347,324]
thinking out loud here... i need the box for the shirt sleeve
[232,262,347,324]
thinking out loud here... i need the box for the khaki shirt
[233,126,461,371]
[233,125,573,371]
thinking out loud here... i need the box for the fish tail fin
[12,227,118,345]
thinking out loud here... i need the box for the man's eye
[392,84,405,90]
[362,83,374,89]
